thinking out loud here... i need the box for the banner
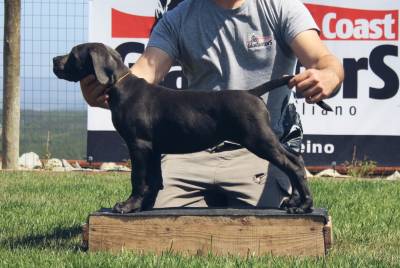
[88,0,400,166]
[299,1,399,166]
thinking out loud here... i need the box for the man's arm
[80,47,173,108]
[130,47,174,84]
[289,30,344,103]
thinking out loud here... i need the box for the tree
[2,0,21,169]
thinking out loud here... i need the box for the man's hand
[80,75,109,109]
[289,30,344,104]
[79,47,173,109]
[289,68,340,104]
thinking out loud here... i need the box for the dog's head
[53,43,126,85]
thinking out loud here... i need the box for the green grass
[0,171,399,267]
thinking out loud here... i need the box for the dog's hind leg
[240,127,313,213]
[276,150,313,213]
[251,143,312,213]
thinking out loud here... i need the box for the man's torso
[149,0,317,137]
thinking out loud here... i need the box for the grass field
[0,171,399,267]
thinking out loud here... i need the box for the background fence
[0,0,88,160]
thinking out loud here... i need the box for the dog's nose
[52,56,67,78]
[53,56,62,67]
[53,55,69,67]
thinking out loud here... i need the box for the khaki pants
[153,148,292,208]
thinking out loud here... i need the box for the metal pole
[2,0,21,169]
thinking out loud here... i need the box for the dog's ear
[89,46,118,85]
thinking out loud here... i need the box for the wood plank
[323,216,333,253]
[81,223,89,250]
[87,208,330,256]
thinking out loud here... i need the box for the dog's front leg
[113,149,151,214]
[141,153,163,210]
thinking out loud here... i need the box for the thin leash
[104,71,131,93]
[115,71,131,84]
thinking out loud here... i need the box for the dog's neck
[106,71,149,110]
[105,71,131,93]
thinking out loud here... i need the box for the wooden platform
[83,208,332,257]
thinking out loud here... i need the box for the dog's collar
[105,71,131,92]
[115,72,131,85]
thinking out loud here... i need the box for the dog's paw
[287,197,313,214]
[280,190,301,209]
[281,195,313,214]
[112,197,143,214]
[281,197,298,210]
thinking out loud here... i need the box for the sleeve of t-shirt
[279,0,319,45]
[146,5,183,61]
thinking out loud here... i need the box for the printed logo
[247,33,273,49]
[305,4,399,41]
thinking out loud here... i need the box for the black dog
[53,43,313,214]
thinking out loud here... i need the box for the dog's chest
[108,97,148,142]
[109,107,124,132]
[108,93,131,137]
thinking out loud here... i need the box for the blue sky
[0,0,89,110]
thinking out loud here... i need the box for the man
[81,0,344,209]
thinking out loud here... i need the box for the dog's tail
[248,75,294,97]
[248,75,333,112]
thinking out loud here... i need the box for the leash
[115,72,131,84]
[249,76,333,112]
[104,71,131,93]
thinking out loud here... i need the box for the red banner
[305,4,399,41]
[111,8,155,38]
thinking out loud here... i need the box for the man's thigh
[215,149,292,208]
[154,149,292,209]
[153,151,218,208]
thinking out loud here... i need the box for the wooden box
[83,208,332,257]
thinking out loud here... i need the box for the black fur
[53,43,313,214]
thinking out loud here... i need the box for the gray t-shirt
[147,0,318,137]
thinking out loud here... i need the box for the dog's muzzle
[52,56,68,78]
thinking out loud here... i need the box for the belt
[207,141,243,153]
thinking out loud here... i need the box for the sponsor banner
[87,131,400,166]
[88,0,400,166]
[301,135,400,166]
[297,1,400,165]
[88,0,183,131]
[88,0,156,131]
[298,2,400,137]
[306,4,398,41]
[87,131,129,162]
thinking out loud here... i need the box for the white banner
[87,0,400,165]
[299,1,400,136]
[88,0,158,131]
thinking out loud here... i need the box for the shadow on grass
[0,225,83,251]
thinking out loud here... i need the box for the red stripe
[111,8,155,38]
